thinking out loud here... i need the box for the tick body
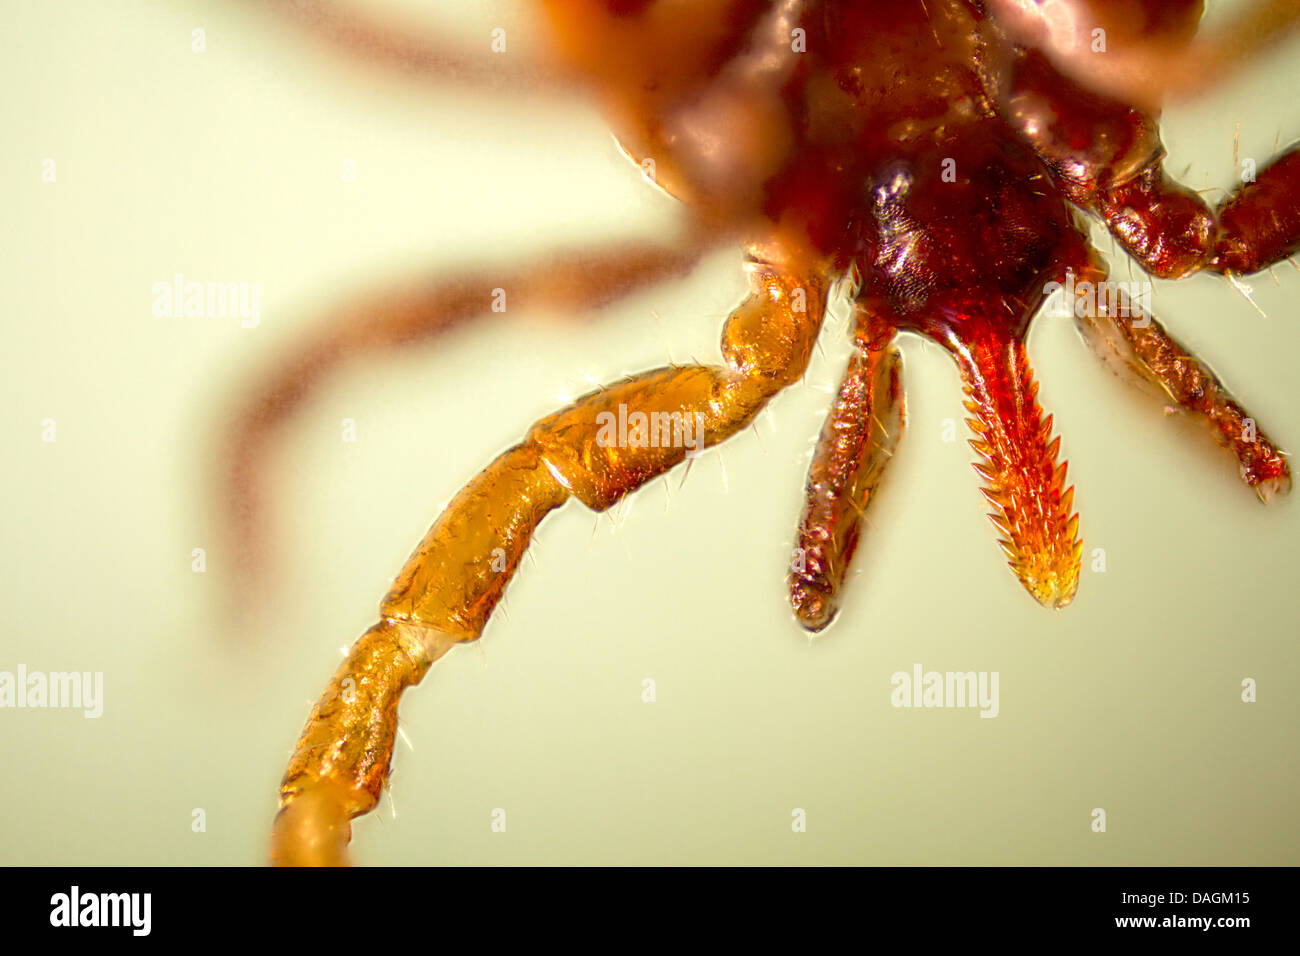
[233,0,1300,863]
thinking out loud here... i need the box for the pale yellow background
[1,0,1297,865]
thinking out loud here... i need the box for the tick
[222,0,1300,864]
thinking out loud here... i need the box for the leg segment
[223,239,706,598]
[788,309,904,632]
[1068,256,1291,500]
[987,0,1300,110]
[269,618,461,866]
[1096,147,1300,279]
[271,249,831,864]
[260,0,572,90]
[1002,42,1300,280]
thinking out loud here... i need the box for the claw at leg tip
[790,583,837,633]
[1253,473,1291,503]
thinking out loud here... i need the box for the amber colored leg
[270,618,462,866]
[788,310,904,632]
[1096,147,1300,279]
[1068,257,1291,500]
[271,250,830,865]
[927,304,1081,609]
[223,239,706,599]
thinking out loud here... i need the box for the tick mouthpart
[1012,545,1083,611]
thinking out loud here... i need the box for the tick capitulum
[226,0,1299,864]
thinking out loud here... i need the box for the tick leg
[987,0,1300,110]
[1003,46,1300,279]
[223,239,706,601]
[270,617,461,866]
[788,309,904,632]
[1096,147,1300,279]
[271,445,564,865]
[271,247,831,864]
[260,0,572,90]
[1068,256,1291,500]
[930,304,1081,609]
